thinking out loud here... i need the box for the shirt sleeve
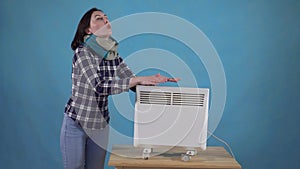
[76,48,132,95]
[116,57,135,79]
[116,57,137,92]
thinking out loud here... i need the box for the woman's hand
[129,74,180,88]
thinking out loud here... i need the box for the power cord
[207,130,236,159]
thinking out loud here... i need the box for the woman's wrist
[129,77,140,88]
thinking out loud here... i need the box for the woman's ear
[85,27,92,34]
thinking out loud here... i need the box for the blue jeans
[60,114,109,169]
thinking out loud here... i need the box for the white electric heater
[134,85,209,160]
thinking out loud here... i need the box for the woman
[60,8,179,169]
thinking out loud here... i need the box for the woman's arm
[76,48,180,95]
[76,48,132,95]
[116,59,137,92]
[129,74,180,88]
[116,58,180,88]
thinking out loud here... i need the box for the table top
[108,145,241,168]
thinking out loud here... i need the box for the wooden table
[108,145,241,169]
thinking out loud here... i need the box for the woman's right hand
[129,74,180,87]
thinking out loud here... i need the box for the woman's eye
[96,17,104,20]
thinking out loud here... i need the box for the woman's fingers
[167,78,181,82]
[136,75,181,86]
[154,74,181,83]
[154,74,168,83]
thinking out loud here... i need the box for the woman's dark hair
[71,8,103,50]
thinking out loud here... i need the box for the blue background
[1,0,300,168]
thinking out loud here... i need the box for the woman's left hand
[154,74,181,83]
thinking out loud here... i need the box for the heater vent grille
[139,91,205,107]
[139,91,172,105]
[173,93,205,107]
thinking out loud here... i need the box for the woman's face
[86,11,110,34]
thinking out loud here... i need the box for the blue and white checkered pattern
[65,46,135,130]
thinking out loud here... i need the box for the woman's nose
[104,18,109,24]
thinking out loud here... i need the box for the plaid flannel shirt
[64,45,135,130]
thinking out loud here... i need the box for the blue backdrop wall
[1,0,300,169]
